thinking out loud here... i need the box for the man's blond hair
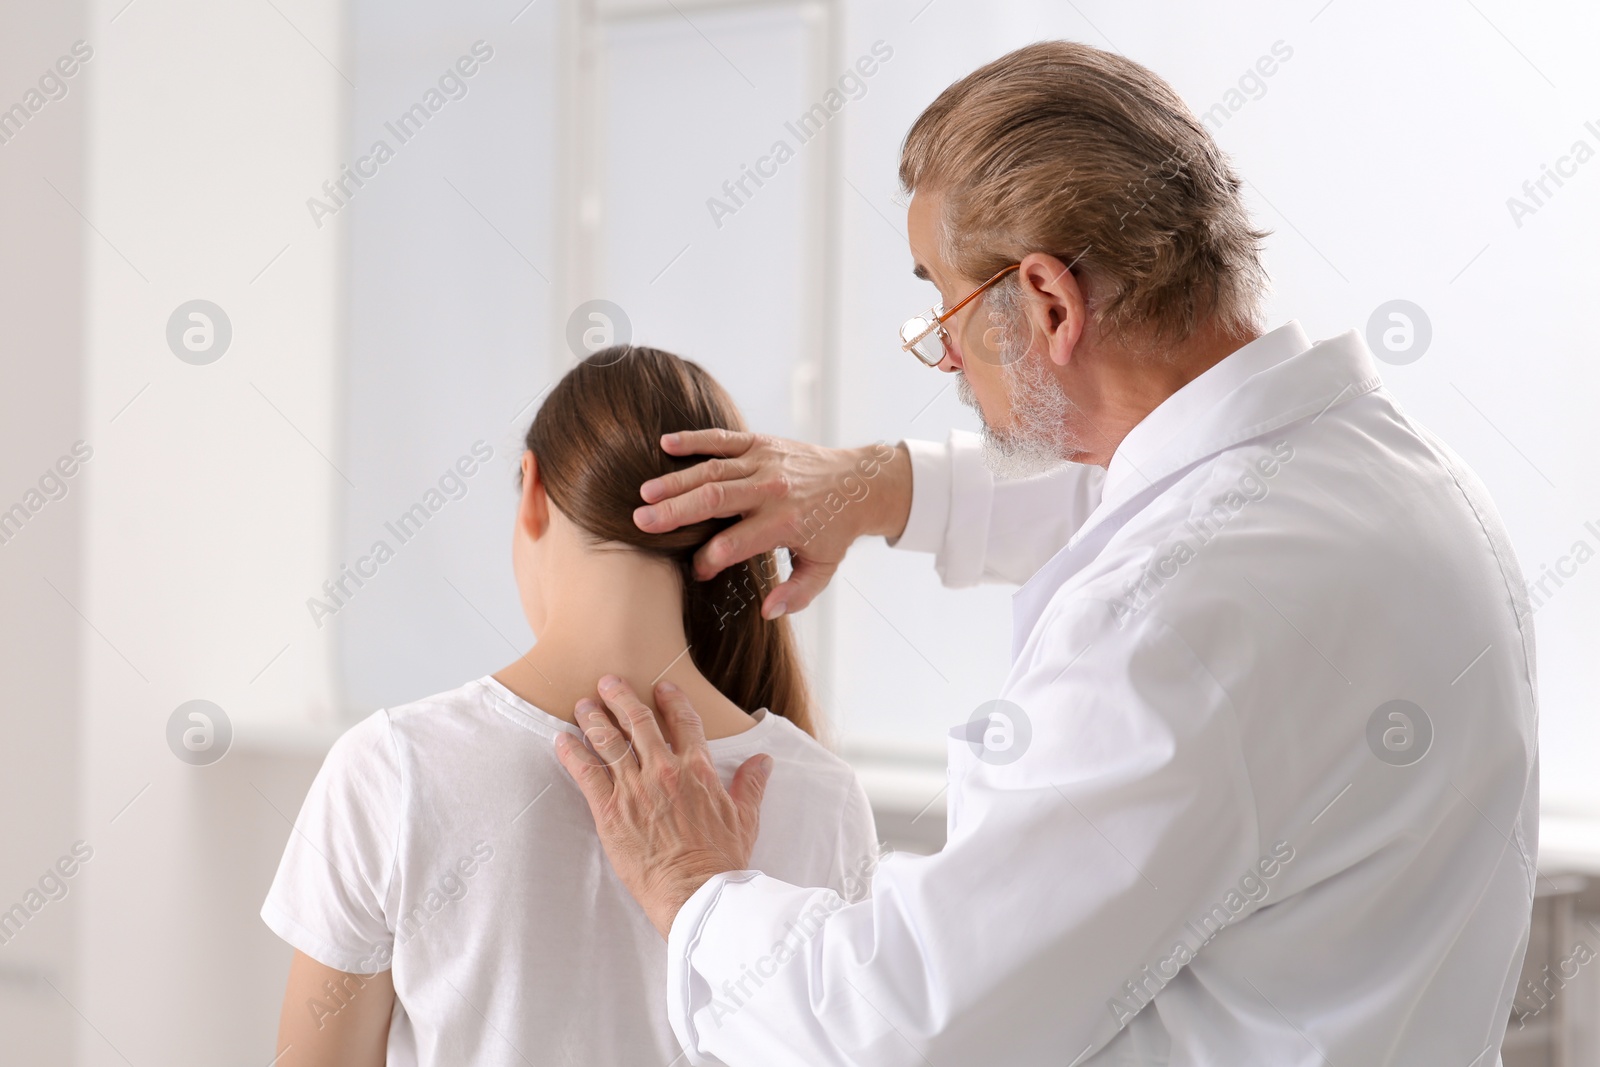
[900,41,1269,344]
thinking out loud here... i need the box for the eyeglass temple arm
[936,264,1021,324]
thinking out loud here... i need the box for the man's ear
[1016,251,1087,368]
[518,450,550,540]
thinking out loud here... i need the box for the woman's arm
[273,950,395,1067]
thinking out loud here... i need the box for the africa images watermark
[0,841,94,949]
[790,442,897,546]
[1513,915,1600,1032]
[1505,117,1600,229]
[306,441,495,628]
[705,40,894,230]
[707,442,898,629]
[1366,699,1432,767]
[1517,515,1600,619]
[1106,54,1288,243]
[1109,440,1296,627]
[0,39,93,149]
[306,41,495,229]
[1365,299,1431,366]
[167,300,233,365]
[1196,39,1294,132]
[705,843,889,1029]
[565,299,633,360]
[167,700,233,767]
[955,698,1032,766]
[0,440,92,549]
[305,841,496,1030]
[1107,840,1296,1026]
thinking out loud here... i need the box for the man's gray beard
[956,299,1078,479]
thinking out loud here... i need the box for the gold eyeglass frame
[898,264,1021,367]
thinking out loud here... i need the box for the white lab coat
[665,322,1538,1066]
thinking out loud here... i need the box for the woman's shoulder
[323,677,537,778]
[379,675,502,727]
[377,675,555,746]
[729,715,882,890]
[716,712,862,788]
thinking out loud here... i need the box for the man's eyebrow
[912,263,931,282]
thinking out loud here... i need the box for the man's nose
[938,340,964,374]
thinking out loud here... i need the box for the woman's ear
[518,450,550,541]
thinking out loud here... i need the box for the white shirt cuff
[888,437,952,555]
[666,870,759,1064]
[888,432,993,588]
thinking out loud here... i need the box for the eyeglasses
[899,264,1020,368]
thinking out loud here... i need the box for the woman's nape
[492,346,818,742]
[493,447,756,739]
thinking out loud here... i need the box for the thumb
[762,557,838,619]
[729,753,774,826]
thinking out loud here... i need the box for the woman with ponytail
[262,346,879,1067]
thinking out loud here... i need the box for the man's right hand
[633,430,912,619]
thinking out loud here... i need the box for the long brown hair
[522,345,817,738]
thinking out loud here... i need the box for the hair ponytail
[522,346,817,738]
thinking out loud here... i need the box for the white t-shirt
[262,676,880,1066]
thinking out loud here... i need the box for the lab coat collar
[1009,322,1384,660]
[1103,321,1313,502]
[1095,321,1382,527]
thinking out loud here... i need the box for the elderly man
[555,41,1537,1066]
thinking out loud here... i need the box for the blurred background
[3,0,1599,1062]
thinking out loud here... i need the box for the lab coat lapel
[1008,329,1384,663]
[1010,507,1133,662]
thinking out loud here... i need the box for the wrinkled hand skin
[555,674,773,938]
[632,429,911,619]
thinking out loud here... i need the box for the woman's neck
[493,549,757,739]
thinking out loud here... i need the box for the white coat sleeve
[889,430,1104,587]
[664,602,1263,1067]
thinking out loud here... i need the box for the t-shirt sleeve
[261,709,402,974]
[832,774,881,904]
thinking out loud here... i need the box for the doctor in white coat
[554,40,1538,1066]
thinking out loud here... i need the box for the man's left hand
[554,675,774,937]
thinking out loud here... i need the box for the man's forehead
[906,192,941,283]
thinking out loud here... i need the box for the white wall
[5,0,1599,1062]
[0,3,88,1060]
[336,0,560,714]
[76,0,345,1061]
